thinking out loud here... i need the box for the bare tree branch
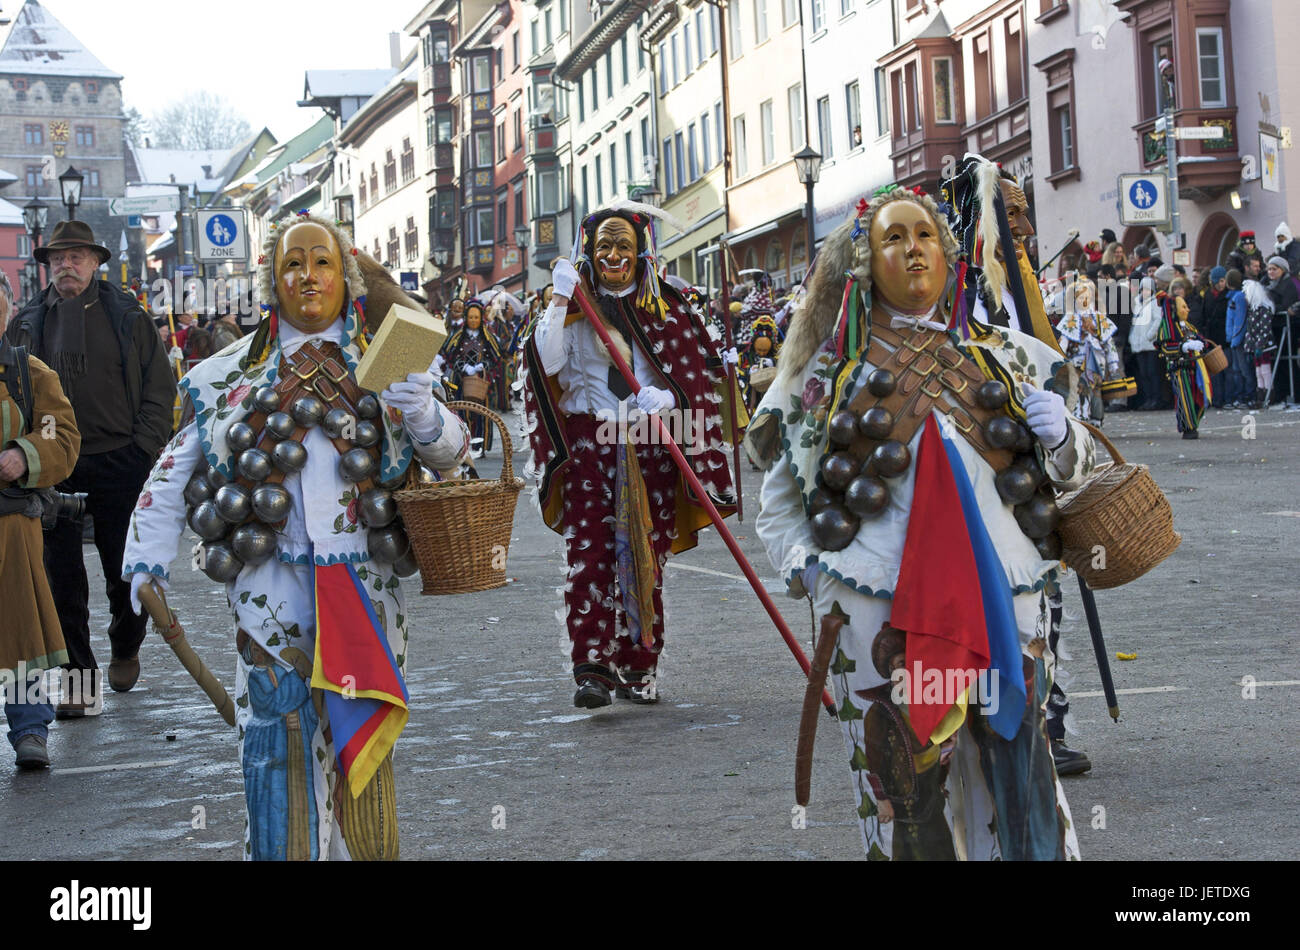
[150,91,252,150]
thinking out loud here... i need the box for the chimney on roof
[390,32,401,69]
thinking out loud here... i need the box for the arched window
[790,229,807,284]
[765,237,785,278]
[744,246,759,271]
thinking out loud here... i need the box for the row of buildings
[1,0,1298,316]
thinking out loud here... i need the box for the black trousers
[44,442,154,671]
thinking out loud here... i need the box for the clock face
[49,120,70,141]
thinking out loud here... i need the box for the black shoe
[573,680,612,708]
[1181,429,1199,439]
[1051,739,1092,776]
[614,671,660,704]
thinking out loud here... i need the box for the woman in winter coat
[1129,276,1163,409]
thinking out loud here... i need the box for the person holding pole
[521,204,737,708]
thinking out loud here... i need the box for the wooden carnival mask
[274,222,346,334]
[869,200,949,313]
[593,217,638,294]
[754,335,773,356]
[465,305,483,331]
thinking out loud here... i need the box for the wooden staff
[717,240,744,522]
[137,580,236,727]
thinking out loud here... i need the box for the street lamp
[22,195,49,286]
[59,165,84,221]
[793,146,822,279]
[514,223,530,299]
[639,184,662,209]
[334,194,354,239]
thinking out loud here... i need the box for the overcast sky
[28,0,424,141]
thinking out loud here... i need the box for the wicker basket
[1100,376,1137,400]
[394,401,524,595]
[1201,343,1228,375]
[1056,421,1180,589]
[750,365,778,393]
[460,374,489,402]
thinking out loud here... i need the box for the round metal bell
[392,545,420,578]
[984,415,1021,450]
[358,488,398,528]
[827,410,859,448]
[251,484,292,523]
[820,451,861,492]
[355,394,381,420]
[867,368,897,398]
[810,504,860,552]
[230,522,277,566]
[975,380,1010,410]
[205,465,228,488]
[188,500,229,541]
[272,439,308,473]
[353,420,380,448]
[213,484,252,524]
[1012,423,1033,455]
[1013,495,1061,539]
[226,421,257,454]
[183,472,214,508]
[870,440,911,478]
[844,474,889,518]
[1034,532,1063,561]
[339,447,377,483]
[200,541,244,583]
[857,406,894,441]
[252,385,281,414]
[264,411,297,441]
[367,524,410,563]
[321,407,353,439]
[290,394,326,429]
[237,447,273,483]
[808,487,838,516]
[995,466,1037,506]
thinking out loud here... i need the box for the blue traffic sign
[205,213,238,247]
[1128,179,1158,210]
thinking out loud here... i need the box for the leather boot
[1051,738,1092,776]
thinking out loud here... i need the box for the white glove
[635,385,675,415]
[552,259,580,299]
[464,363,482,376]
[129,573,167,617]
[382,372,443,443]
[1021,383,1068,450]
[1181,339,1205,354]
[723,346,739,367]
[168,345,185,362]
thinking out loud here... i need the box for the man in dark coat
[5,221,176,714]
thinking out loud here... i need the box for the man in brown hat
[5,220,176,715]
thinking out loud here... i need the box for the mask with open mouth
[593,218,638,293]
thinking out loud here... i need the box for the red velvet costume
[522,279,737,690]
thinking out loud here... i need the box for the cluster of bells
[809,371,1064,559]
[182,385,418,583]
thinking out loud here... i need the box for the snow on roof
[0,197,24,226]
[302,69,396,101]
[130,146,235,194]
[0,1,122,79]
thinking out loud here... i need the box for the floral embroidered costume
[746,186,1094,860]
[122,214,468,860]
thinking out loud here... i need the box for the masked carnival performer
[122,212,469,860]
[435,300,505,455]
[1056,277,1122,425]
[746,184,1096,860]
[522,205,736,707]
[1153,264,1210,439]
[739,315,781,413]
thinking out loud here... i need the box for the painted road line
[1071,686,1187,698]
[55,758,185,776]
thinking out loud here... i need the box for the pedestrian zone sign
[195,209,249,263]
[1118,174,1169,227]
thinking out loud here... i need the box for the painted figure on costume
[122,213,469,860]
[746,184,1096,860]
[1056,277,1121,425]
[522,205,737,707]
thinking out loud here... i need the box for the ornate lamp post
[514,223,530,299]
[58,165,84,221]
[22,195,50,288]
[793,145,822,279]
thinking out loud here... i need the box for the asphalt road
[4,404,1297,860]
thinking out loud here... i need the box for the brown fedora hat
[34,220,112,266]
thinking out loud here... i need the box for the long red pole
[571,284,834,717]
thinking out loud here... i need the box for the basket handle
[1073,418,1126,466]
[444,399,517,486]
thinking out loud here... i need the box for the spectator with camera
[4,221,176,716]
[0,271,82,767]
